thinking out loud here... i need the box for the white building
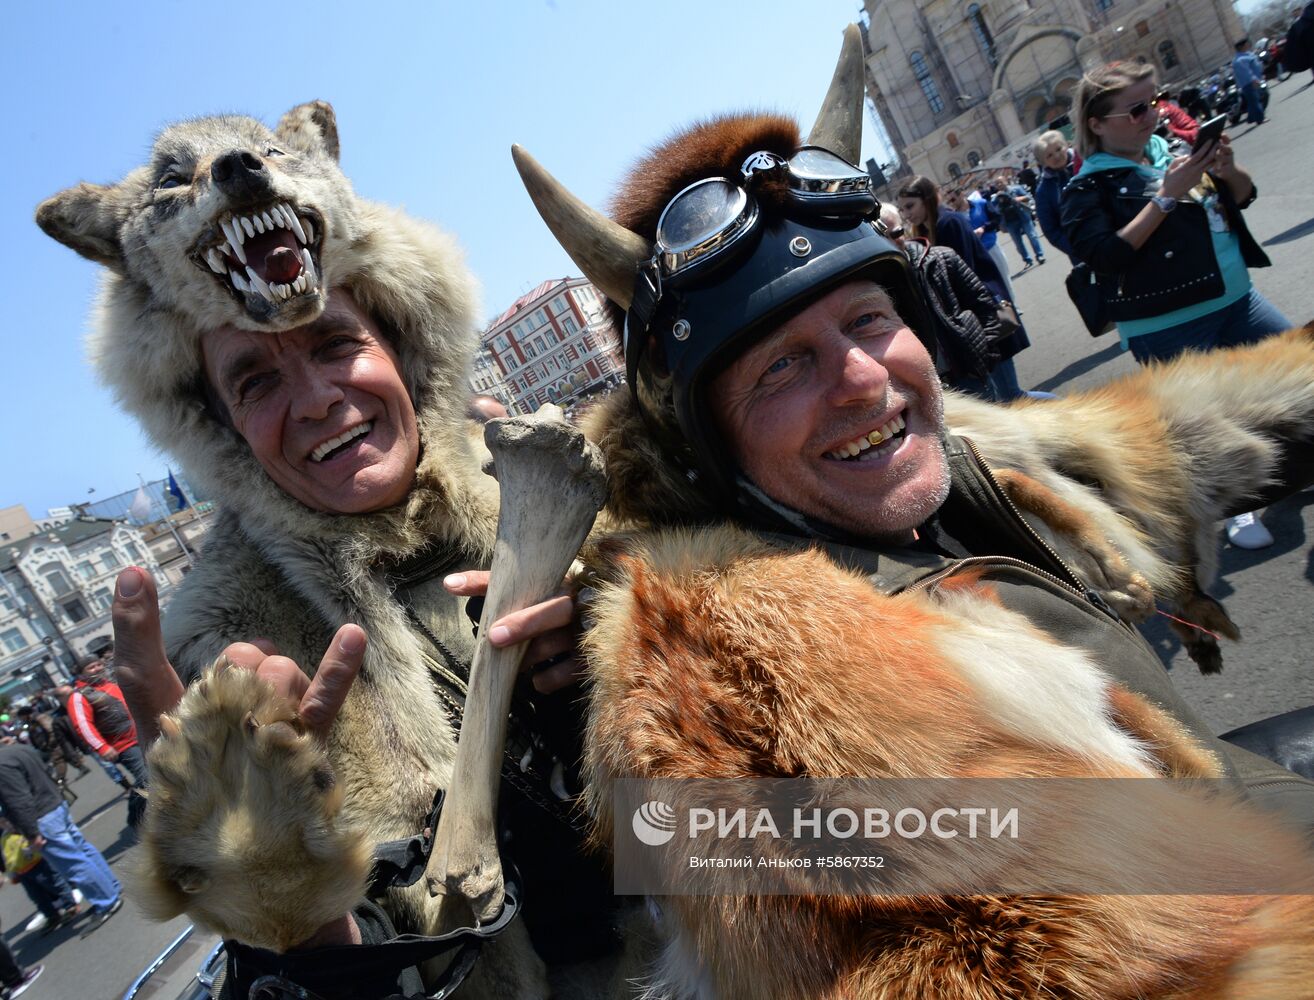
[0,515,170,698]
[861,0,1244,185]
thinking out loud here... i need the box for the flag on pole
[129,486,153,523]
[167,469,189,511]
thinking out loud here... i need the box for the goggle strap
[627,260,662,351]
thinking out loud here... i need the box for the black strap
[227,790,523,1000]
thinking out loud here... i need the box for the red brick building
[477,277,624,414]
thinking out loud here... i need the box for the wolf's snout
[212,150,271,199]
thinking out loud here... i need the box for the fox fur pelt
[577,525,1314,999]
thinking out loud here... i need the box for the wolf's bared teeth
[293,275,307,294]
[206,248,226,273]
[230,270,250,293]
[228,217,246,246]
[229,238,248,266]
[301,248,317,284]
[261,210,276,231]
[240,216,255,239]
[220,218,240,251]
[286,209,308,245]
[245,266,274,301]
[251,214,265,234]
[303,219,315,244]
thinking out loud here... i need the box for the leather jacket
[1060,166,1268,322]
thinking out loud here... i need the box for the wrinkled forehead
[152,115,274,168]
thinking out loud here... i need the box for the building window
[967,150,983,167]
[967,4,997,67]
[1095,0,1113,10]
[61,598,89,624]
[948,162,963,179]
[41,565,73,597]
[911,52,945,115]
[1,628,25,654]
[93,587,112,613]
[100,551,121,572]
[76,561,95,580]
[562,317,578,336]
[1157,39,1180,70]
[549,297,570,317]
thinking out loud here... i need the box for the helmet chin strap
[734,474,874,546]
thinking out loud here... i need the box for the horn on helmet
[511,145,652,310]
[806,23,866,166]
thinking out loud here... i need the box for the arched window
[911,52,945,115]
[947,162,963,180]
[967,4,997,67]
[1158,39,1180,70]
[1096,0,1114,11]
[967,150,983,168]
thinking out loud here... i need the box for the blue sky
[3,0,1265,516]
[2,0,890,517]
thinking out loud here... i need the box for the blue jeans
[1005,217,1044,264]
[1127,289,1291,365]
[17,857,77,920]
[35,802,120,911]
[1242,81,1265,124]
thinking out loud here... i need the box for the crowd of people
[877,49,1301,549]
[0,651,149,995]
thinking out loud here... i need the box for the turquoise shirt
[1077,136,1250,345]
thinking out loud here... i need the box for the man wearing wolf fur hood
[37,102,615,997]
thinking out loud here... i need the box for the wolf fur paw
[135,661,371,952]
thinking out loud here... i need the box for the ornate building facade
[861,0,1243,184]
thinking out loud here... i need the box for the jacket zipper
[939,440,1122,620]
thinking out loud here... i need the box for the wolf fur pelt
[577,525,1314,999]
[36,103,552,996]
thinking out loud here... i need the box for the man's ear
[274,101,340,162]
[35,180,135,272]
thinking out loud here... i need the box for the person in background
[897,175,1029,401]
[1016,159,1039,194]
[946,188,1010,298]
[1061,60,1289,549]
[0,814,82,934]
[0,739,121,931]
[1155,90,1199,146]
[17,705,89,792]
[992,184,1046,269]
[1232,39,1267,125]
[878,203,1003,400]
[0,937,41,1000]
[59,660,148,827]
[1033,130,1078,263]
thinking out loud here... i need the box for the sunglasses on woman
[1101,99,1158,122]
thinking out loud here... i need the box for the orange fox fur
[579,526,1314,999]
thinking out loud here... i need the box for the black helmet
[514,25,932,508]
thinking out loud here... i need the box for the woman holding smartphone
[1061,60,1290,548]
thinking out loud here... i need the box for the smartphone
[1192,115,1226,154]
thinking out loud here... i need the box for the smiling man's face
[202,289,419,514]
[710,280,950,541]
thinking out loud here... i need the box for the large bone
[425,404,607,922]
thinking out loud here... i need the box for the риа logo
[632,800,678,846]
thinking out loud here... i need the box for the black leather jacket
[1060,166,1268,322]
